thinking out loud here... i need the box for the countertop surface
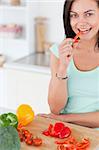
[4,53,51,74]
[15,53,50,67]
[21,116,99,150]
[0,108,99,150]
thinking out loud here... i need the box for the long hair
[63,0,99,49]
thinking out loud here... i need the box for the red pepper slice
[42,122,71,139]
[54,122,65,134]
[59,126,71,139]
[18,127,43,146]
[56,137,90,150]
[33,138,42,146]
[51,131,60,138]
[48,124,53,134]
[42,130,50,136]
[42,124,53,136]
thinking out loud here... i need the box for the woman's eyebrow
[70,11,77,13]
[70,10,95,13]
[84,10,95,13]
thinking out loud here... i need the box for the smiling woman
[46,0,99,129]
[63,0,99,49]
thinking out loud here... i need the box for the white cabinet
[0,0,38,60]
[3,67,51,114]
[0,68,4,106]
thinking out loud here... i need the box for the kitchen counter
[0,107,15,114]
[22,116,99,150]
[4,53,51,75]
[0,107,99,149]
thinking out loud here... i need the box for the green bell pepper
[0,112,18,128]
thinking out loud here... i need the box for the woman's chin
[80,35,96,41]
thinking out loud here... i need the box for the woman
[42,0,99,128]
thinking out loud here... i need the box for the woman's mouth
[78,28,92,34]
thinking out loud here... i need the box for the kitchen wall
[38,0,65,44]
[0,0,65,112]
[0,0,39,60]
[0,0,65,60]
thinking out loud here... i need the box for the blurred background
[0,0,65,114]
[0,0,65,61]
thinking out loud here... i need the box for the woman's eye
[85,13,93,17]
[70,14,78,18]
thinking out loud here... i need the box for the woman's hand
[38,112,99,128]
[37,113,68,122]
[58,38,74,68]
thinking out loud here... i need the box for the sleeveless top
[50,44,99,115]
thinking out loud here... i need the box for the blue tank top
[50,44,99,114]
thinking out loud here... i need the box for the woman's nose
[77,17,88,29]
[78,23,87,29]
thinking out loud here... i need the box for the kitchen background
[0,0,65,114]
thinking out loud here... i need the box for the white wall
[0,0,39,60]
[38,0,65,44]
[0,0,65,60]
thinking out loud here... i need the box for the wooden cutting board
[21,116,99,150]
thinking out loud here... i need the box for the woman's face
[70,0,99,40]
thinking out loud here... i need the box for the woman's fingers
[59,47,72,58]
[37,113,52,118]
[59,48,72,54]
[37,113,59,120]
[59,38,73,48]
[59,45,73,51]
[58,38,76,66]
[59,38,79,51]
[37,113,70,122]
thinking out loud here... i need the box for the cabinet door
[0,68,4,107]
[4,68,51,114]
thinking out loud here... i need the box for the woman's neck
[77,38,97,53]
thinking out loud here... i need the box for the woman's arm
[45,112,99,128]
[48,53,68,114]
[48,39,75,114]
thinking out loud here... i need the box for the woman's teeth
[79,28,92,34]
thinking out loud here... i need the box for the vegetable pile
[42,122,71,139]
[16,104,43,147]
[0,112,18,128]
[0,126,20,150]
[56,137,90,150]
[17,124,42,146]
[0,107,91,150]
[43,122,90,149]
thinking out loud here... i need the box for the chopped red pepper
[42,123,53,136]
[56,137,90,150]
[17,127,43,147]
[59,127,71,139]
[48,124,53,134]
[42,130,50,136]
[42,122,71,139]
[33,138,42,146]
[54,122,65,134]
